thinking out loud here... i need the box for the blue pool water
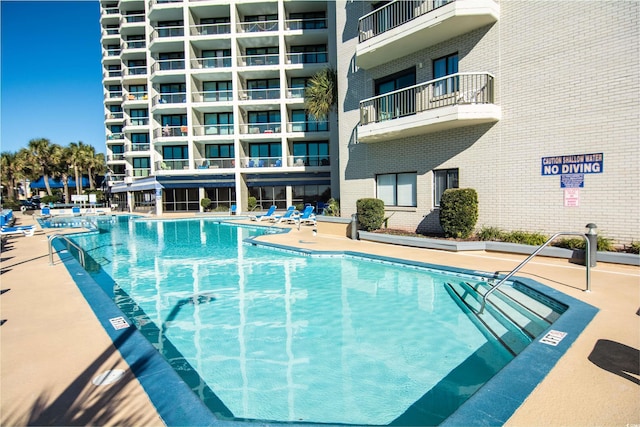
[66,217,567,425]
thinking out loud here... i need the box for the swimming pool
[58,216,597,426]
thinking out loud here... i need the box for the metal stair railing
[480,232,591,314]
[48,234,86,268]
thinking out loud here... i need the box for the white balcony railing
[152,59,185,73]
[238,54,279,67]
[286,52,328,65]
[242,156,282,168]
[192,90,233,103]
[285,18,327,30]
[237,19,278,33]
[125,66,147,76]
[153,92,187,105]
[239,88,280,101]
[287,121,329,132]
[190,23,231,36]
[192,124,234,136]
[158,160,189,171]
[196,158,235,169]
[240,123,281,134]
[360,72,495,125]
[358,0,453,42]
[155,125,189,138]
[191,57,232,69]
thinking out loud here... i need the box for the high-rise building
[334,0,639,243]
[100,0,337,214]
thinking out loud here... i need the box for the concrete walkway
[1,213,638,426]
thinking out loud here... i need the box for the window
[131,133,149,144]
[200,17,230,35]
[163,145,188,159]
[433,53,458,96]
[204,112,233,135]
[290,77,310,97]
[202,49,231,68]
[205,144,234,158]
[292,110,328,132]
[290,45,327,64]
[249,143,281,159]
[157,20,184,37]
[161,114,187,126]
[129,109,148,125]
[203,81,232,101]
[434,168,459,207]
[289,12,326,29]
[375,68,416,120]
[377,172,417,207]
[247,79,280,99]
[158,52,185,70]
[246,47,278,65]
[293,141,329,166]
[248,111,280,133]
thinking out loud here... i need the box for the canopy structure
[30,176,90,189]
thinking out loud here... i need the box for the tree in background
[305,67,337,121]
[27,138,58,196]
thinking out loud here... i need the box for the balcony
[192,124,234,137]
[238,54,279,67]
[287,120,329,133]
[240,123,281,135]
[155,125,188,138]
[239,88,280,101]
[285,18,327,31]
[157,159,189,171]
[241,156,282,168]
[191,57,232,70]
[190,23,231,36]
[237,19,278,33]
[356,0,499,69]
[287,155,330,167]
[107,132,125,141]
[192,90,233,103]
[285,51,328,65]
[196,158,234,169]
[358,73,500,142]
[150,26,185,41]
[153,92,187,105]
[125,143,151,154]
[151,59,185,73]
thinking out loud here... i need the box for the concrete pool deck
[1,213,638,426]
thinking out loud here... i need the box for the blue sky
[1,0,105,154]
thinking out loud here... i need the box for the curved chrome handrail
[48,234,86,268]
[480,232,591,314]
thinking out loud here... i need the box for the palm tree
[305,67,338,121]
[57,146,74,203]
[67,142,86,196]
[27,138,57,196]
[1,152,19,200]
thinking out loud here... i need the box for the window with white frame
[434,168,459,207]
[376,172,417,207]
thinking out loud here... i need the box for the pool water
[71,217,554,425]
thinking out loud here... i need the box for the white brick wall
[336,0,639,244]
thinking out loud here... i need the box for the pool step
[445,281,555,356]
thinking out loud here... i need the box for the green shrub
[213,205,229,212]
[247,196,257,211]
[1,198,20,210]
[628,242,640,254]
[503,230,548,246]
[356,198,385,232]
[554,235,614,252]
[439,188,478,239]
[41,194,61,204]
[477,226,506,241]
[200,198,212,211]
[324,198,340,216]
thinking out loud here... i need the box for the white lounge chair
[1,225,35,237]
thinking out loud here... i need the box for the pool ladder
[480,232,591,314]
[48,234,86,268]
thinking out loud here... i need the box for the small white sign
[564,188,580,207]
[540,330,567,346]
[109,316,130,330]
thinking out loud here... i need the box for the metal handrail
[480,232,591,314]
[48,234,86,268]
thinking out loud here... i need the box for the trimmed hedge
[356,198,385,232]
[439,188,478,239]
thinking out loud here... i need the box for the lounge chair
[271,206,296,223]
[293,205,316,226]
[249,205,276,222]
[41,206,51,217]
[1,225,35,237]
[72,206,82,216]
[230,205,237,215]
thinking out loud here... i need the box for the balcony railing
[105,112,124,120]
[105,48,121,57]
[149,0,183,8]
[155,125,188,138]
[239,88,280,101]
[153,92,187,105]
[123,14,145,24]
[196,158,234,169]
[104,69,122,78]
[107,133,125,141]
[152,59,185,72]
[240,123,281,134]
[103,7,119,15]
[242,156,282,168]
[125,40,146,49]
[285,18,327,30]
[110,174,125,182]
[125,92,148,101]
[288,155,330,167]
[126,118,149,126]
[150,26,185,40]
[286,52,328,65]
[287,121,329,132]
[192,124,234,136]
[360,72,494,125]
[158,160,189,170]
[238,54,279,67]
[359,0,453,42]
[129,143,150,152]
[287,87,306,98]
[190,23,231,36]
[107,91,123,99]
[192,90,233,103]
[126,66,147,76]
[130,168,151,177]
[237,20,278,33]
[191,57,232,69]
[107,154,125,161]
